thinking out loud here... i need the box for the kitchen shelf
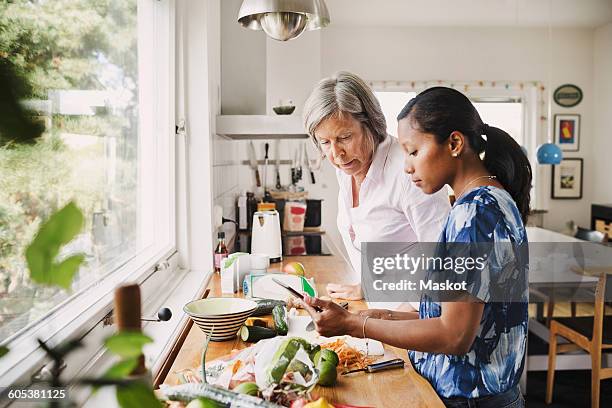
[237,229,326,237]
[216,115,309,140]
[241,160,293,165]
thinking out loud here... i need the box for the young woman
[299,87,531,407]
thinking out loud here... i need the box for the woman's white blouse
[336,135,451,283]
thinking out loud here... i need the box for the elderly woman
[303,71,450,300]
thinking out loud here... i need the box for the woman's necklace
[455,175,497,201]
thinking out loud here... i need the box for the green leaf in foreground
[105,332,153,359]
[25,201,85,289]
[116,381,162,408]
[104,358,139,380]
[0,346,8,358]
[92,357,139,394]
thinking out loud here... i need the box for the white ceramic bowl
[184,297,257,341]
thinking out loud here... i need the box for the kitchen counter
[158,255,444,407]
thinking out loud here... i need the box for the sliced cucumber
[240,325,276,343]
[272,305,288,335]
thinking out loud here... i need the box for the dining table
[523,227,612,381]
[157,251,445,407]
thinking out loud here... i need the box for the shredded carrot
[320,339,375,371]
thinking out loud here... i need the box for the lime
[317,362,337,387]
[313,350,321,365]
[319,349,339,367]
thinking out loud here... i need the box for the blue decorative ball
[536,143,563,164]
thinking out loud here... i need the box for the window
[374,82,542,209]
[472,98,524,146]
[376,91,523,145]
[0,0,174,344]
[375,91,416,137]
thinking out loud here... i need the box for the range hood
[216,115,308,140]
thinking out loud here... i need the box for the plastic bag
[254,337,318,389]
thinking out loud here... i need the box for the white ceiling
[326,0,612,28]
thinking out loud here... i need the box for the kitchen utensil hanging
[248,141,261,187]
[303,142,315,184]
[274,140,282,189]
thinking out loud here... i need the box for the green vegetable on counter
[318,349,339,367]
[233,382,259,396]
[316,360,338,387]
[308,344,321,362]
[272,305,288,335]
[314,349,339,387]
[252,299,286,317]
[287,359,313,382]
[267,338,302,384]
[240,325,277,343]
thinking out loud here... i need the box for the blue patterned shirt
[409,186,529,399]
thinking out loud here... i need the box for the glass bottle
[214,231,228,273]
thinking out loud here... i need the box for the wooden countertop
[159,255,444,408]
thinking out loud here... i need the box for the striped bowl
[184,297,257,341]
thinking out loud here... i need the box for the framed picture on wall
[554,114,580,151]
[551,158,583,199]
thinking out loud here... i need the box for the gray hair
[303,71,387,153]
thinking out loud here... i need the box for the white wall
[266,32,322,114]
[592,23,612,206]
[220,0,266,114]
[320,26,596,231]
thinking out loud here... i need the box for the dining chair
[569,228,609,316]
[546,270,612,408]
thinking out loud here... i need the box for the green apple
[283,261,305,276]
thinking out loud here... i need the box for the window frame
[0,0,177,388]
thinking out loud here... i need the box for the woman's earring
[452,153,459,158]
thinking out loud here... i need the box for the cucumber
[240,325,277,343]
[266,337,319,384]
[268,338,301,384]
[160,383,282,407]
[252,299,286,317]
[272,305,288,335]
